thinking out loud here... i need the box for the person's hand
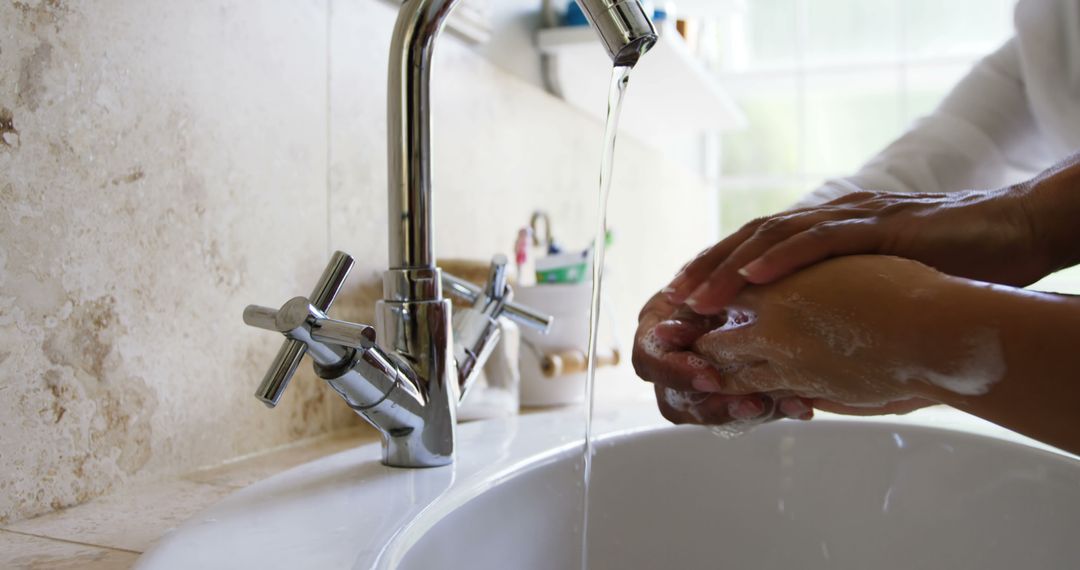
[688,255,962,408]
[632,292,816,425]
[664,186,1047,314]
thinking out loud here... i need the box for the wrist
[907,275,1080,406]
[886,275,1003,405]
[1018,156,1080,273]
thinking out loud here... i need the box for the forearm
[912,279,1080,454]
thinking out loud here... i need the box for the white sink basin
[137,406,1080,569]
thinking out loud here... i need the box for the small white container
[515,283,609,407]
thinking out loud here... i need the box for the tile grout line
[172,475,253,497]
[0,528,143,555]
[325,0,334,261]
[325,0,336,435]
[180,425,373,480]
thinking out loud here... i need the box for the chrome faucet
[242,0,656,468]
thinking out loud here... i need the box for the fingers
[652,317,722,348]
[675,196,888,314]
[655,388,815,427]
[671,320,788,396]
[632,322,728,393]
[682,214,826,313]
[812,398,937,416]
[634,293,737,393]
[777,396,815,421]
[663,224,759,304]
[637,292,811,425]
[664,190,882,310]
[636,309,784,395]
[738,220,880,285]
[637,291,678,326]
[655,386,772,425]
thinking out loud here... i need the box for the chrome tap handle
[309,251,354,312]
[256,341,308,408]
[244,305,375,349]
[442,272,554,333]
[309,318,376,350]
[447,255,552,398]
[483,254,510,303]
[250,251,355,407]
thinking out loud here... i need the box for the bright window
[699,0,1015,229]
[692,0,1080,293]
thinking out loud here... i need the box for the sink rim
[385,418,1080,568]
[135,404,1078,570]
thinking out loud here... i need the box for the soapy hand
[686,255,953,408]
[664,186,1047,314]
[633,292,816,425]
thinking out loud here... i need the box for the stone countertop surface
[0,427,382,569]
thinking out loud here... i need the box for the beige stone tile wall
[0,0,712,524]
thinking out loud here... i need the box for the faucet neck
[387,0,461,270]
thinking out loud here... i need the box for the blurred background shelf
[537,23,746,150]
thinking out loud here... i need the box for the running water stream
[580,64,633,570]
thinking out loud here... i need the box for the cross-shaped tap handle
[442,257,553,334]
[248,251,354,407]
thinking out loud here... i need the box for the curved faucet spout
[387,0,462,270]
[576,0,658,67]
[245,0,649,470]
[386,0,657,271]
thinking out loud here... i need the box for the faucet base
[376,296,458,467]
[382,431,455,468]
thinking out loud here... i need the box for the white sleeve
[796,37,1053,208]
